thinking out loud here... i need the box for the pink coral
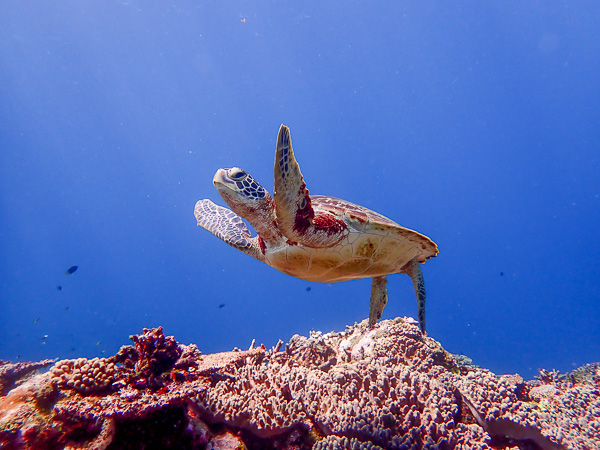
[0,319,598,448]
[0,372,61,447]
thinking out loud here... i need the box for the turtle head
[213,168,277,229]
[213,167,268,203]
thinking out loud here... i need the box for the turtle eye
[229,169,247,181]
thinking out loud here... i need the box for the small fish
[33,317,40,324]
[306,287,312,292]
[65,265,78,275]
[57,285,63,291]
[64,306,69,311]
[41,335,48,340]
[500,272,504,277]
[218,303,226,309]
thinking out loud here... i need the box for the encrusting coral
[0,359,55,395]
[0,320,598,449]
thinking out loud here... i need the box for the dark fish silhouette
[306,287,312,292]
[218,303,226,309]
[65,266,78,275]
[57,285,63,291]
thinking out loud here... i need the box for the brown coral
[49,357,117,395]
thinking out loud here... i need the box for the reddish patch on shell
[257,236,266,255]
[292,184,347,239]
[313,213,347,236]
[348,211,368,223]
[286,239,298,246]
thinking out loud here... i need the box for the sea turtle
[194,125,438,333]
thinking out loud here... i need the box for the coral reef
[0,359,55,395]
[0,320,598,449]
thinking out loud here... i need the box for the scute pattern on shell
[264,195,438,284]
[312,195,438,262]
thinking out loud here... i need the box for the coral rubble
[0,320,597,449]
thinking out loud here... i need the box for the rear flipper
[369,275,388,328]
[406,259,427,334]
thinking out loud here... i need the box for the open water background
[1,2,599,379]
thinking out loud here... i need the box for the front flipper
[274,125,346,248]
[194,199,264,262]
[405,258,427,334]
[369,275,388,328]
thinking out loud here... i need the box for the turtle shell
[264,195,438,283]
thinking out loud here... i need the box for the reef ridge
[0,318,598,449]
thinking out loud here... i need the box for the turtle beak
[213,168,238,201]
[213,168,241,208]
[212,168,228,187]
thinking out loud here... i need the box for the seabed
[0,317,598,449]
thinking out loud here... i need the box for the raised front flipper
[274,124,346,248]
[194,199,264,261]
[405,258,427,334]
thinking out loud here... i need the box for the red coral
[125,326,183,389]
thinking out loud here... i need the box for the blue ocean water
[0,2,598,380]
